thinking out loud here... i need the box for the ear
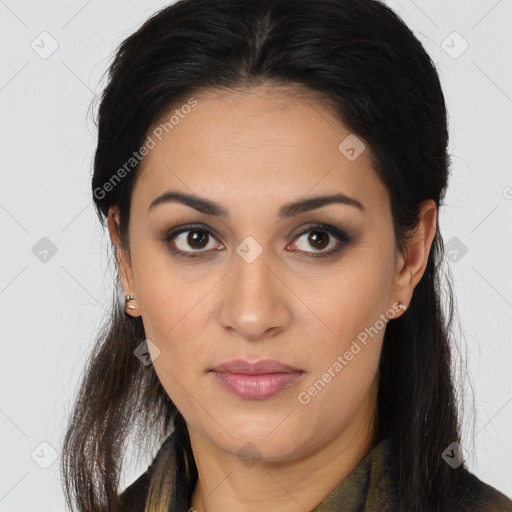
[107,206,141,318]
[390,199,437,313]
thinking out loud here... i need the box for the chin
[200,416,313,463]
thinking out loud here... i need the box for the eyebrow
[147,190,365,217]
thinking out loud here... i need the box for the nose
[218,245,292,341]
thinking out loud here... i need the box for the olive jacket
[119,437,512,511]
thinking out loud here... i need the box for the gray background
[1,0,511,510]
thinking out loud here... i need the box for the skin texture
[108,85,437,512]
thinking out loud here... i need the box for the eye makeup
[158,221,353,260]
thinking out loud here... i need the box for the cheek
[289,246,394,411]
[135,268,212,414]
[131,238,210,330]
[137,276,211,353]
[297,245,395,344]
[292,260,390,440]
[130,259,210,382]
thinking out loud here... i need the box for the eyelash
[161,223,351,260]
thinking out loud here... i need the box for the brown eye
[294,228,337,253]
[187,229,209,249]
[290,224,350,258]
[164,225,224,258]
[307,230,330,250]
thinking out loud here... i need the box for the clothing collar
[158,437,397,512]
[309,438,396,512]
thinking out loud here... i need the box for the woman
[61,0,512,510]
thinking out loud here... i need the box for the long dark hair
[61,0,468,510]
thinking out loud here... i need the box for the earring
[397,302,407,311]
[125,294,138,311]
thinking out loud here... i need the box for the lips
[211,359,302,375]
[210,359,304,400]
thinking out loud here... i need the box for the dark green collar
[121,435,512,511]
[310,438,397,512]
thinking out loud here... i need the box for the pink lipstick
[210,359,304,400]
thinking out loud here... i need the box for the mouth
[209,359,305,400]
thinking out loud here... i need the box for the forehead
[131,85,389,218]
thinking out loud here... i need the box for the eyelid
[287,222,350,258]
[162,223,223,245]
[162,223,224,258]
[162,222,351,259]
[290,222,350,244]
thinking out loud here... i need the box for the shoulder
[453,468,512,511]
[118,470,151,512]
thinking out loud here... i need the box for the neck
[188,383,377,512]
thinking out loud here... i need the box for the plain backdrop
[1,0,511,510]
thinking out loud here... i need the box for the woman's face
[111,85,418,462]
